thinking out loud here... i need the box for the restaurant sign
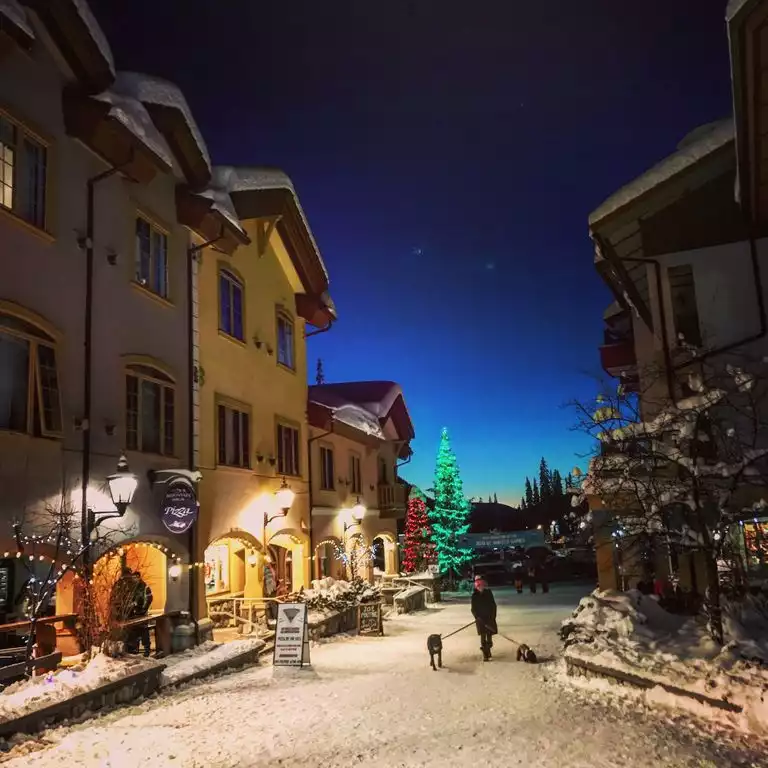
[457,531,546,551]
[161,478,199,535]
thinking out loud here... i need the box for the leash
[440,621,475,641]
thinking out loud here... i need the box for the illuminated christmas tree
[428,428,473,582]
[402,488,434,573]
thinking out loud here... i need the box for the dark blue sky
[91,0,733,504]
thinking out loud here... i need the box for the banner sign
[457,531,546,551]
[161,478,199,535]
[358,601,383,636]
[273,603,310,667]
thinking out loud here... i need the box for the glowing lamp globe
[106,455,138,516]
[275,478,295,513]
[168,563,182,581]
[351,498,366,522]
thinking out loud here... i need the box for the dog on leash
[427,634,443,670]
[516,643,537,664]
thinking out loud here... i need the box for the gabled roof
[589,119,734,227]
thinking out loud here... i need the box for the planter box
[308,607,357,640]
[0,663,166,738]
[393,586,427,614]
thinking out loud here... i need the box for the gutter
[186,229,224,643]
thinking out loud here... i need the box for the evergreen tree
[520,497,526,511]
[315,358,325,385]
[493,493,498,504]
[524,477,534,507]
[539,458,551,501]
[565,472,574,489]
[532,478,540,505]
[428,428,473,581]
[403,488,433,573]
[551,469,564,496]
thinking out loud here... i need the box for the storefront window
[205,544,230,595]
[743,518,768,573]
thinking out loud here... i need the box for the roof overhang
[25,0,114,93]
[0,1,34,50]
[63,88,171,184]
[307,400,382,448]
[728,0,768,226]
[175,186,250,256]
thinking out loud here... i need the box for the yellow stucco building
[190,168,335,627]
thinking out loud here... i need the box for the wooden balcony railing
[378,483,406,513]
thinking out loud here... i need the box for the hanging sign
[357,601,383,636]
[273,602,310,667]
[161,478,199,535]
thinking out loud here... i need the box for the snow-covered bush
[301,577,381,615]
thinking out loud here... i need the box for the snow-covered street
[6,584,768,768]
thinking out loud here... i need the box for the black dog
[516,643,537,664]
[427,634,443,671]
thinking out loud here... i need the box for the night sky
[89,0,733,504]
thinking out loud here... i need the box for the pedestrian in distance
[471,575,497,661]
[528,565,537,594]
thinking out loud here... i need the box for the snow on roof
[589,119,734,227]
[0,0,34,40]
[196,186,247,237]
[309,382,404,420]
[213,166,329,281]
[72,0,115,75]
[92,86,173,169]
[726,0,756,22]
[115,72,211,172]
[327,403,385,440]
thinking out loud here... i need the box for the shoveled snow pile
[561,589,768,731]
[0,653,161,724]
[302,577,380,623]
[159,638,264,688]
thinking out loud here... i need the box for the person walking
[131,571,153,657]
[471,575,497,661]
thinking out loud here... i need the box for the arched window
[0,310,61,436]
[219,268,244,341]
[125,362,175,456]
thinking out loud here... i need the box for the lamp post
[262,477,295,601]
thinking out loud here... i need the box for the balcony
[378,483,407,518]
[599,339,636,377]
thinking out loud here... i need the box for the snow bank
[561,589,768,732]
[0,653,161,724]
[159,638,264,688]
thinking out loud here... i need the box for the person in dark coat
[471,575,497,661]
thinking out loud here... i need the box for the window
[0,114,47,229]
[277,422,300,476]
[668,265,701,347]
[350,454,362,494]
[0,312,61,436]
[319,446,334,490]
[125,363,175,455]
[219,269,244,341]
[135,217,169,298]
[217,403,250,468]
[277,311,295,369]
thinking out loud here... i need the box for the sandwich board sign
[273,602,310,667]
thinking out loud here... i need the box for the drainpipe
[80,165,123,572]
[306,422,334,580]
[306,320,333,338]
[186,231,224,643]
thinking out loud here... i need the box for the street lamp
[274,477,295,515]
[344,497,366,534]
[105,454,138,520]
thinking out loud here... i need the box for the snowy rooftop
[195,186,247,238]
[726,0,756,22]
[72,0,115,75]
[589,119,734,226]
[213,166,329,281]
[0,0,34,40]
[309,381,405,420]
[92,86,174,169]
[115,72,212,172]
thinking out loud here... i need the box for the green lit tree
[428,428,473,585]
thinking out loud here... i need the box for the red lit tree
[403,488,434,573]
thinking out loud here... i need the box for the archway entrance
[372,532,399,576]
[267,530,309,594]
[313,538,343,581]
[203,533,263,601]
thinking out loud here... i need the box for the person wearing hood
[471,575,497,661]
